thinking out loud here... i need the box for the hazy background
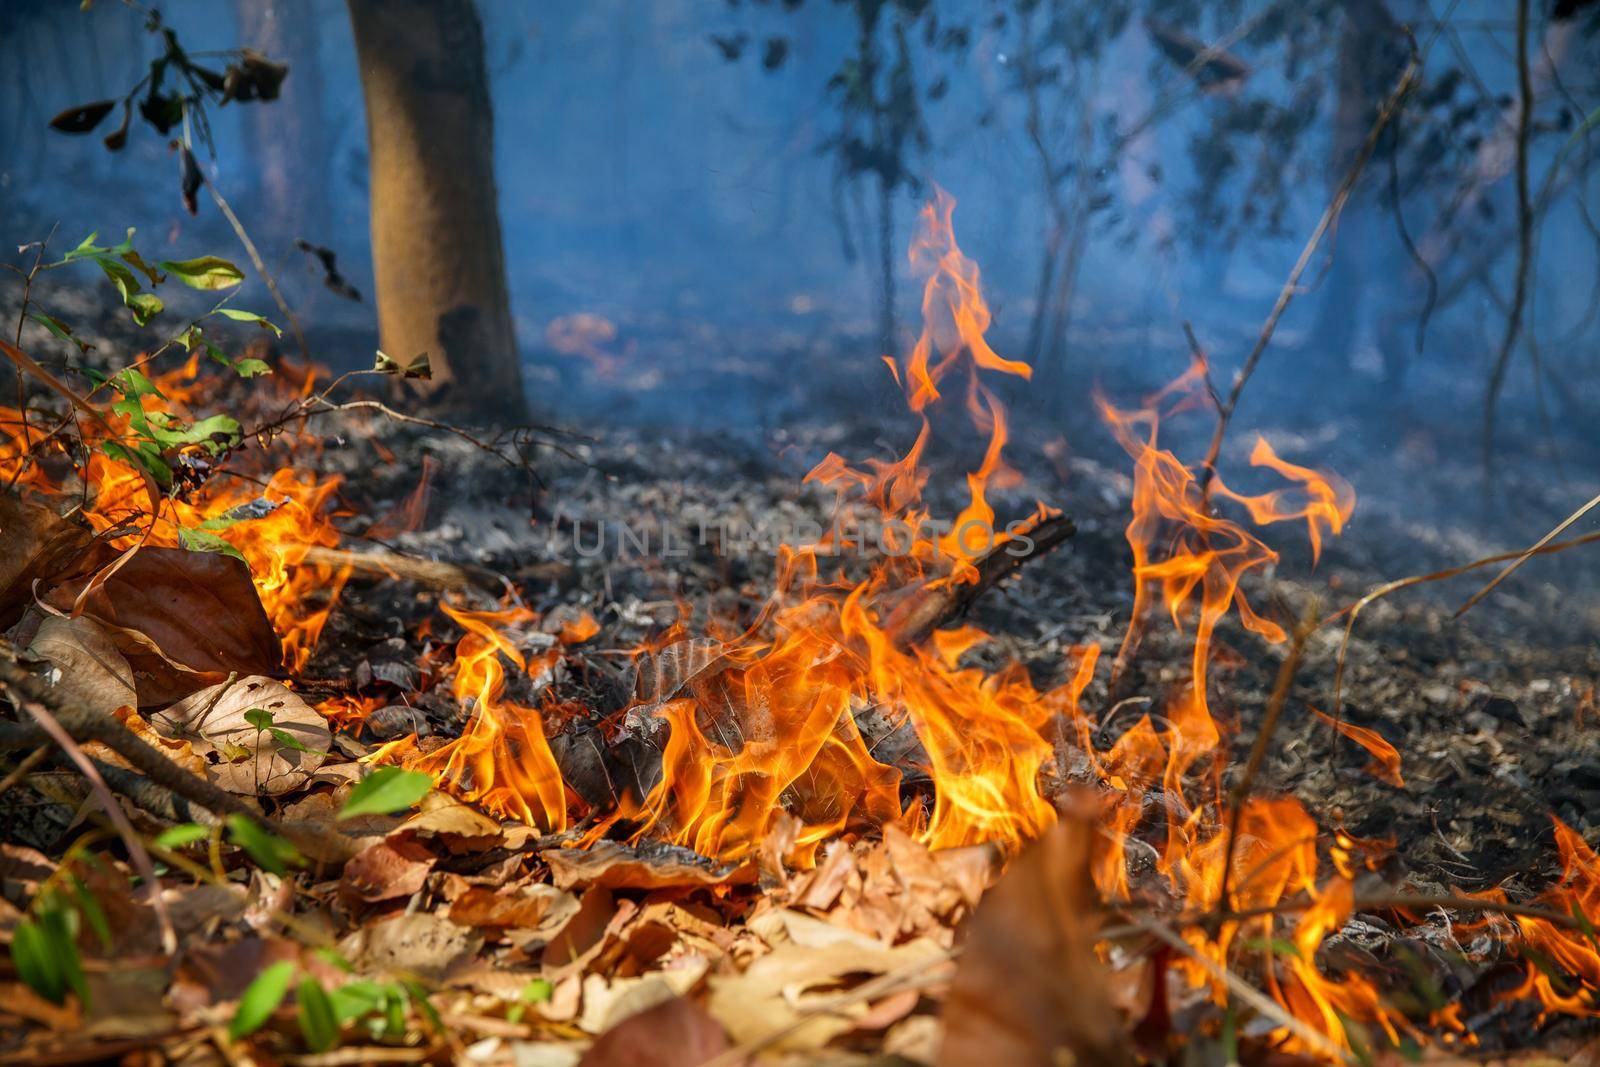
[3,0,1598,473]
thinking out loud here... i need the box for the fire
[395,603,568,832]
[4,353,348,673]
[11,192,1600,1061]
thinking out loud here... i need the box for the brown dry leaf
[579,994,734,1066]
[115,706,208,777]
[341,834,436,903]
[401,791,505,850]
[577,958,710,1034]
[542,839,756,891]
[337,912,483,981]
[26,613,137,717]
[45,546,281,705]
[151,675,330,796]
[450,883,578,934]
[938,812,1132,1067]
[0,492,102,628]
[706,937,948,1052]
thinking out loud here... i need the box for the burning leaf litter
[2,195,1600,1065]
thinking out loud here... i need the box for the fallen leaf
[706,937,948,1051]
[938,812,1132,1067]
[401,791,505,850]
[27,614,136,717]
[0,492,102,627]
[449,884,576,932]
[151,675,330,796]
[337,912,482,982]
[542,839,755,892]
[579,993,733,1066]
[46,547,281,705]
[340,835,436,903]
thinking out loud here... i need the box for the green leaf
[38,904,88,1005]
[403,981,443,1034]
[127,292,164,326]
[10,919,66,1004]
[296,977,341,1052]
[68,875,114,953]
[327,979,389,1023]
[233,358,273,378]
[244,707,275,731]
[225,814,300,876]
[120,248,165,286]
[29,312,92,353]
[116,367,164,400]
[100,440,173,488]
[506,977,553,1023]
[338,767,433,820]
[230,960,296,1039]
[63,231,104,262]
[178,527,247,562]
[313,947,354,973]
[373,350,431,379]
[154,823,211,849]
[159,256,245,290]
[216,308,282,336]
[269,726,327,757]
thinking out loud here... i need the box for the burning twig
[298,545,506,594]
[881,512,1077,649]
[1216,603,1317,916]
[1145,921,1354,1065]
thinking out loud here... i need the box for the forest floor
[4,294,1600,1064]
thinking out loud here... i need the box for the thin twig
[1216,603,1316,913]
[200,170,310,363]
[1198,47,1418,501]
[16,698,176,954]
[1145,921,1353,1064]
[0,746,51,797]
[1457,489,1600,617]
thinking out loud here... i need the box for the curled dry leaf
[448,883,577,932]
[45,547,281,705]
[0,491,103,628]
[706,937,949,1052]
[151,675,330,796]
[340,834,436,904]
[542,839,756,892]
[938,811,1133,1067]
[27,614,137,717]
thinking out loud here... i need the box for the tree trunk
[346,0,525,420]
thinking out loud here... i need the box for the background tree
[346,0,525,420]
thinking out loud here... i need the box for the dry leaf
[706,937,948,1051]
[401,791,505,850]
[938,812,1132,1067]
[0,491,101,627]
[449,884,577,932]
[45,547,281,705]
[337,912,482,981]
[341,835,436,903]
[579,993,734,1066]
[542,839,756,891]
[27,613,136,717]
[151,675,330,796]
